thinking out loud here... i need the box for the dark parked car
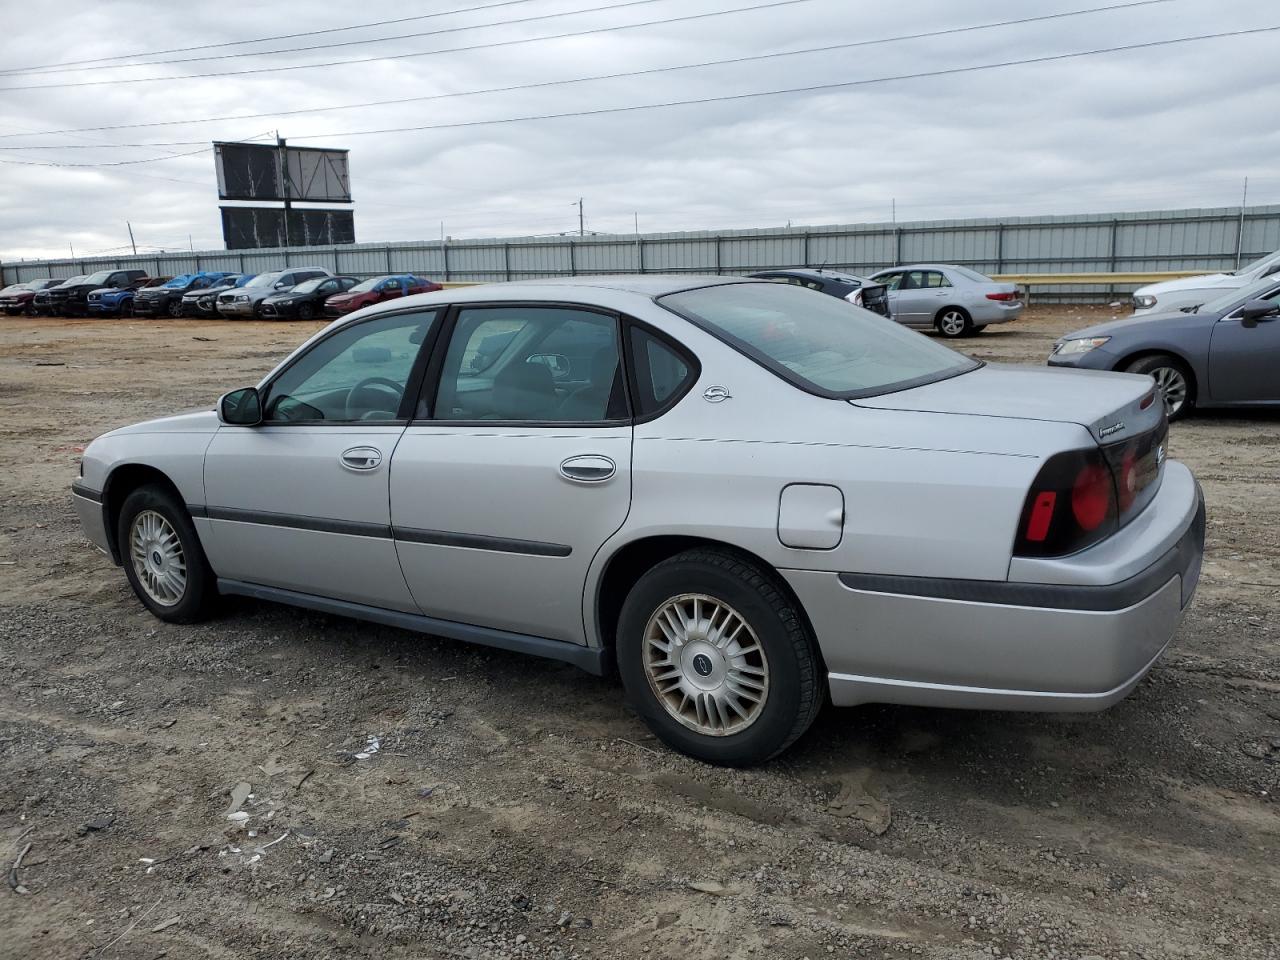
[747,269,890,316]
[133,272,237,318]
[180,274,254,317]
[260,275,359,320]
[33,276,88,316]
[86,276,168,317]
[1048,274,1280,420]
[43,269,148,316]
[323,274,442,316]
[0,279,61,315]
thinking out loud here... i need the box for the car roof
[751,268,866,283]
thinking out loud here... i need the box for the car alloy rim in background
[129,509,187,606]
[1151,366,1188,416]
[642,593,769,737]
[939,310,967,336]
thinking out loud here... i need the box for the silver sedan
[869,263,1024,337]
[71,276,1202,765]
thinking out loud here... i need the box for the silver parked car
[71,276,1203,765]
[1131,248,1280,316]
[868,263,1024,337]
[216,268,331,319]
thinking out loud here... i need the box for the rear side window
[629,327,697,417]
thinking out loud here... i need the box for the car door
[873,270,905,320]
[200,308,440,612]
[893,270,945,325]
[381,277,404,300]
[390,303,633,644]
[1208,289,1280,403]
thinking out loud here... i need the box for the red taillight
[986,291,1020,301]
[1140,390,1156,410]
[1071,463,1113,531]
[1025,492,1057,542]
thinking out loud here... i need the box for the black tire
[934,306,972,338]
[1123,353,1195,421]
[967,323,988,336]
[117,485,216,623]
[616,548,823,766]
[121,298,134,318]
[298,302,315,320]
[166,298,182,319]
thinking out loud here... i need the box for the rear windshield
[245,272,282,289]
[163,274,194,288]
[949,265,992,283]
[659,282,979,398]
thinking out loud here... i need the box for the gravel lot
[0,305,1277,960]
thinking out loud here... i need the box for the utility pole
[188,235,194,254]
[277,132,292,249]
[69,241,75,259]
[127,222,137,256]
[575,198,584,237]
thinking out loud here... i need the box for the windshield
[0,283,29,294]
[290,278,326,294]
[57,276,87,288]
[82,270,113,285]
[348,277,384,293]
[1198,275,1280,315]
[1232,249,1280,276]
[245,272,282,289]
[162,274,194,288]
[659,282,979,398]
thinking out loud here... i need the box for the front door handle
[340,446,383,471]
[560,454,615,483]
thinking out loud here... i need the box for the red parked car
[0,278,61,315]
[323,274,441,316]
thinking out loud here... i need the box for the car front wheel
[935,307,972,338]
[166,299,182,318]
[117,485,216,623]
[617,548,823,766]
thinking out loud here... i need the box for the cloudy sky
[0,0,1276,261]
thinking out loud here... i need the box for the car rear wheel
[616,548,823,766]
[117,485,216,623]
[935,307,972,338]
[1124,354,1194,420]
[166,299,182,319]
[298,302,315,320]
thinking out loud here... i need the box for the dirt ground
[0,305,1276,960]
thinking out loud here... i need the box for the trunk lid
[853,363,1162,445]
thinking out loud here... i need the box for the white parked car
[71,277,1204,765]
[1131,249,1280,315]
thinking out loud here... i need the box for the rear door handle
[560,455,615,483]
[340,446,383,471]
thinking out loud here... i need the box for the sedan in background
[0,278,61,315]
[1131,248,1280,316]
[869,264,1023,338]
[71,276,1201,766]
[747,269,890,316]
[180,274,254,317]
[216,268,332,318]
[1049,274,1280,419]
[260,275,359,320]
[323,274,442,316]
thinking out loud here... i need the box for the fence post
[802,233,810,268]
[503,243,511,281]
[1109,219,1120,304]
[442,242,450,281]
[714,236,722,274]
[385,246,393,272]
[996,223,1005,274]
[238,253,246,273]
[568,241,576,276]
[894,227,902,267]
[637,238,644,274]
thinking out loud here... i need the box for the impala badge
[1098,420,1125,438]
[702,385,732,403]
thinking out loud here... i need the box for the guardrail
[991,271,1203,286]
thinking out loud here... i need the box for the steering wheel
[345,376,405,420]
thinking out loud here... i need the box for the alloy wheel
[1151,366,1188,417]
[642,593,769,736]
[938,310,968,337]
[129,509,187,607]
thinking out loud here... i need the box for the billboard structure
[214,139,354,249]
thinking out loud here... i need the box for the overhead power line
[0,0,546,75]
[0,0,679,78]
[0,0,1179,141]
[0,0,815,92]
[2,27,1273,169]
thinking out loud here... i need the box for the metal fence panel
[5,204,1279,301]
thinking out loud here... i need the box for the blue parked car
[132,272,238,318]
[86,276,169,317]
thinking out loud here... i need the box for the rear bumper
[786,464,1204,712]
[972,301,1024,324]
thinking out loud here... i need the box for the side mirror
[1239,299,1280,328]
[218,387,262,426]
